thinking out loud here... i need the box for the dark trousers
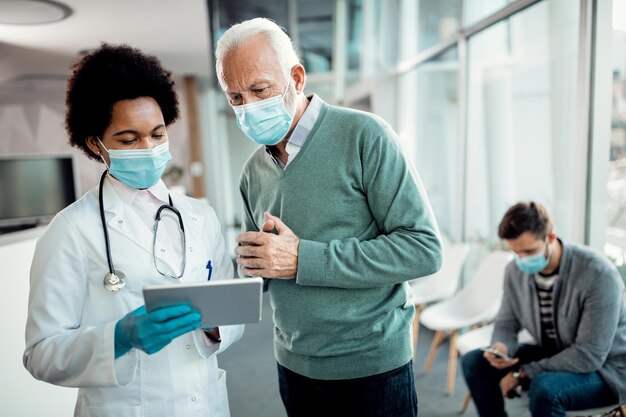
[277,361,418,417]
[461,345,617,417]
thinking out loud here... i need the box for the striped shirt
[265,94,324,168]
[533,271,560,352]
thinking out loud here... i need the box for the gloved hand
[114,304,201,358]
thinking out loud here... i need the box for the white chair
[419,250,513,395]
[409,242,471,350]
[457,324,625,417]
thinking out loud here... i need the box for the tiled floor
[219,295,531,417]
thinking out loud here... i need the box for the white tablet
[143,277,263,327]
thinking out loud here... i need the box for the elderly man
[215,17,442,417]
[461,201,626,417]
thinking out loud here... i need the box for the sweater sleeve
[523,266,623,378]
[297,121,443,289]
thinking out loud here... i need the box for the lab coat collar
[100,175,156,257]
[100,174,205,267]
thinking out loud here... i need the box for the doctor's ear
[86,136,102,156]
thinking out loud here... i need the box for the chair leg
[460,392,471,414]
[412,304,424,355]
[423,330,444,374]
[447,329,458,395]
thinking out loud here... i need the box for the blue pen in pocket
[206,260,213,281]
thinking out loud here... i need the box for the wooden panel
[183,76,205,198]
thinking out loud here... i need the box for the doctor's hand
[236,211,299,279]
[114,304,201,358]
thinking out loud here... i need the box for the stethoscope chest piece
[104,270,126,292]
[97,170,183,292]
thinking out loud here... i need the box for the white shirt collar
[107,173,169,205]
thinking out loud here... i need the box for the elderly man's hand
[236,212,299,279]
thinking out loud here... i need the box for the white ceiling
[0,0,212,86]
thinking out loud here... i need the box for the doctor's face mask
[98,138,172,189]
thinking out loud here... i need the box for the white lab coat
[24,178,243,417]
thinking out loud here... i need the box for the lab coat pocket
[80,405,140,417]
[216,368,230,417]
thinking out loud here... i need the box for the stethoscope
[98,171,186,292]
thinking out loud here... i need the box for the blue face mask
[514,241,551,274]
[99,139,172,189]
[233,79,294,146]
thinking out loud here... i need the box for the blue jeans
[277,361,418,417]
[461,345,617,417]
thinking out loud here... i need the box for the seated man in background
[461,200,626,417]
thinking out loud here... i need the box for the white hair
[214,17,301,92]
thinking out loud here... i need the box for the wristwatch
[512,367,527,380]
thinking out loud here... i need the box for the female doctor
[23,43,243,417]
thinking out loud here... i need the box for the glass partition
[606,3,626,285]
[398,48,459,245]
[464,0,579,252]
[416,0,462,52]
[464,0,513,26]
[208,0,334,74]
[296,0,334,73]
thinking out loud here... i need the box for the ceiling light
[0,0,72,25]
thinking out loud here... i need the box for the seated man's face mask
[233,78,294,146]
[514,240,552,274]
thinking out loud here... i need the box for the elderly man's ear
[290,64,306,93]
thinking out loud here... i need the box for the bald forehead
[221,34,284,92]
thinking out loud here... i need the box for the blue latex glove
[114,304,201,358]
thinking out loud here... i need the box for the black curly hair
[65,43,180,160]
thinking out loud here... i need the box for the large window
[207,0,619,278]
[399,50,459,246]
[606,0,626,285]
[464,0,514,26]
[464,0,580,252]
[207,0,334,75]
[415,0,462,52]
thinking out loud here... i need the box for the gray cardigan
[492,242,626,403]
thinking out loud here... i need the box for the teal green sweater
[239,102,442,379]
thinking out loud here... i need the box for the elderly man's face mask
[232,79,294,146]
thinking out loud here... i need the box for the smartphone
[481,347,513,361]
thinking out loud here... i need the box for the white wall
[0,72,194,197]
[0,228,77,416]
